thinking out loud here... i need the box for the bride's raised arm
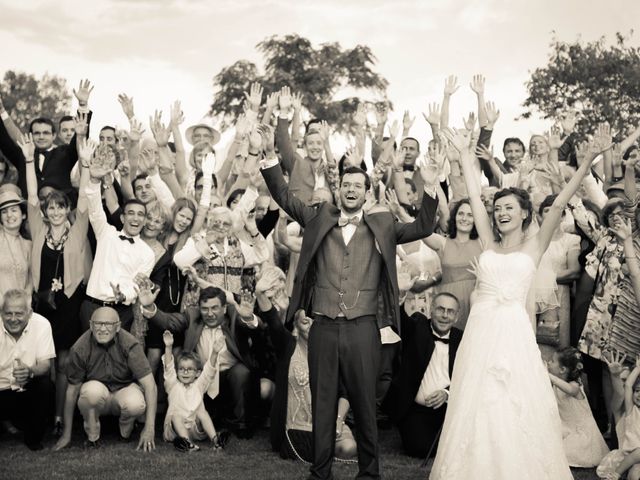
[443,127,495,248]
[536,139,611,257]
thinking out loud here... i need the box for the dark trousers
[397,402,446,458]
[79,298,134,332]
[0,375,53,447]
[203,362,258,431]
[308,315,381,480]
[376,342,399,412]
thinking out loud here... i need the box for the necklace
[46,223,70,251]
[168,264,181,306]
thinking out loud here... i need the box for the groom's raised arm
[261,162,316,228]
[394,191,438,244]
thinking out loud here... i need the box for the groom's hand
[425,390,447,409]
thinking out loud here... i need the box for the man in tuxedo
[386,292,462,458]
[0,79,94,204]
[140,286,261,439]
[260,128,439,480]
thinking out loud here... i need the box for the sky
[1,0,639,154]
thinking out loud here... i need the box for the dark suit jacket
[149,303,259,369]
[387,312,463,422]
[261,164,438,333]
[0,111,92,199]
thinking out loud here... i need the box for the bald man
[53,307,157,451]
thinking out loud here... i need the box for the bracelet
[250,231,260,238]
[248,151,260,157]
[25,160,34,164]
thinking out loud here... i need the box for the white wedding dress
[429,250,573,480]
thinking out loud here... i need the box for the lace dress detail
[430,250,573,480]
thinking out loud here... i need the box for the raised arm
[440,75,459,130]
[0,96,24,143]
[169,100,188,187]
[444,129,494,246]
[537,140,610,258]
[470,75,488,128]
[274,86,298,174]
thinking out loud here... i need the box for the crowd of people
[1,74,640,480]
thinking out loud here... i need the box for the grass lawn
[0,423,601,479]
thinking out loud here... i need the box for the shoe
[84,439,101,449]
[52,420,63,437]
[212,430,231,449]
[173,436,200,453]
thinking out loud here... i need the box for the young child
[599,351,640,480]
[547,346,609,467]
[162,330,229,452]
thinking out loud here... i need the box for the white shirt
[85,181,155,304]
[0,313,56,391]
[196,325,236,399]
[415,328,450,406]
[174,233,270,272]
[339,210,363,245]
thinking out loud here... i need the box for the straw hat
[0,184,25,211]
[185,117,221,146]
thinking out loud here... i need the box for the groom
[261,150,439,479]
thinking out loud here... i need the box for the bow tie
[118,235,134,244]
[338,215,360,227]
[433,336,449,345]
[403,164,415,172]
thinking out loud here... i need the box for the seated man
[0,289,55,450]
[54,307,157,451]
[141,286,261,438]
[385,293,463,458]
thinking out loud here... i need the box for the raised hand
[469,74,485,95]
[77,137,98,163]
[257,123,275,155]
[244,82,263,112]
[73,79,94,106]
[443,75,460,96]
[423,102,441,126]
[610,217,633,242]
[265,91,279,109]
[611,143,624,170]
[236,289,256,320]
[17,133,35,161]
[384,189,403,217]
[117,158,131,178]
[485,101,500,127]
[474,144,493,162]
[559,110,577,135]
[463,112,476,131]
[248,127,263,152]
[169,100,184,128]
[441,127,473,153]
[211,333,226,355]
[375,103,388,126]
[575,138,611,167]
[278,86,292,113]
[74,111,89,136]
[402,110,415,133]
[603,349,627,377]
[291,92,304,112]
[546,125,565,150]
[343,146,362,168]
[317,120,331,142]
[137,281,159,307]
[235,113,251,139]
[353,103,367,127]
[109,282,126,303]
[129,118,145,142]
[150,110,170,147]
[420,151,445,187]
[387,119,400,140]
[163,330,174,348]
[118,93,135,119]
[593,122,613,152]
[138,148,159,175]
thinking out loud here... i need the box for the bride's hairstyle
[492,187,533,236]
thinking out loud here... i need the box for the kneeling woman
[254,284,356,462]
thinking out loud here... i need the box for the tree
[0,70,72,132]
[210,34,389,132]
[522,32,640,138]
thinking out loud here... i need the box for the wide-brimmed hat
[185,117,221,146]
[0,184,25,211]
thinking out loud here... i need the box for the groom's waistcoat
[312,220,382,319]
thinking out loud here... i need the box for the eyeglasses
[2,312,26,320]
[91,321,120,330]
[434,306,458,317]
[177,367,198,374]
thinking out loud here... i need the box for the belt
[86,296,122,307]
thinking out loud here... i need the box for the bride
[429,129,608,480]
